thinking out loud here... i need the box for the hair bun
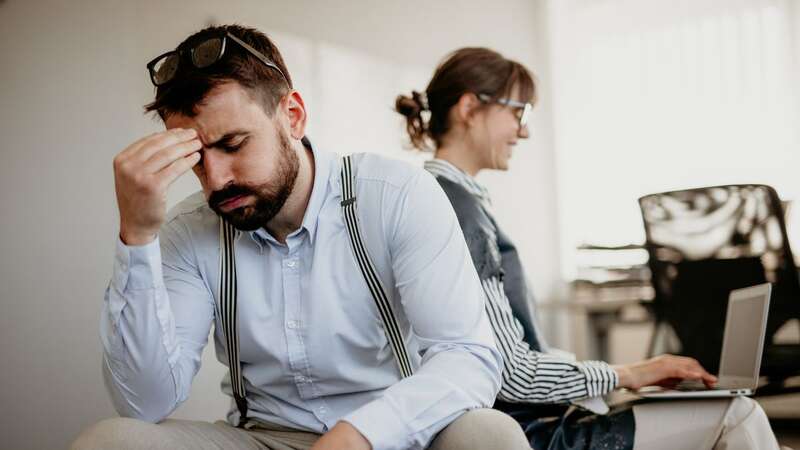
[395,90,431,151]
[412,90,429,111]
[395,93,422,118]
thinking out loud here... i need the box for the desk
[569,244,654,360]
[540,297,652,362]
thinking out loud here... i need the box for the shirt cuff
[578,360,619,397]
[341,396,413,450]
[572,396,610,414]
[112,235,163,292]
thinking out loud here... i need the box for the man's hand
[613,354,718,390]
[113,128,202,245]
[310,421,371,450]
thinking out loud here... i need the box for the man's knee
[70,417,156,450]
[429,408,530,450]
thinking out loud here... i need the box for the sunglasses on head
[146,30,289,87]
[478,93,532,136]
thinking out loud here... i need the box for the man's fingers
[120,128,198,163]
[136,128,199,162]
[118,130,168,160]
[143,138,203,173]
[158,152,202,187]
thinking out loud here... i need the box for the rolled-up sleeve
[101,218,215,423]
[342,170,503,450]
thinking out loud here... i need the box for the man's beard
[208,130,300,231]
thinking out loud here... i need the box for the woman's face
[473,87,531,171]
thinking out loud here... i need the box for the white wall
[544,0,800,364]
[0,1,558,449]
[548,0,800,278]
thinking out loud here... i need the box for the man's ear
[453,92,482,127]
[281,90,307,140]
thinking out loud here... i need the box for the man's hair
[144,24,293,120]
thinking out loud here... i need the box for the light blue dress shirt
[101,146,503,450]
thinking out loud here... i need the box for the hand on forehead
[163,83,269,146]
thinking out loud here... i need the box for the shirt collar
[423,158,492,205]
[251,136,332,246]
[299,138,332,245]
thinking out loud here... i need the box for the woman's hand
[613,354,717,390]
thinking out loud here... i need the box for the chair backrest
[639,184,800,374]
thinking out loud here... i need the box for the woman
[395,47,781,450]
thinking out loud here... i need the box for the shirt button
[295,375,307,383]
[286,260,297,268]
[287,320,299,329]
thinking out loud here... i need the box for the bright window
[549,0,800,278]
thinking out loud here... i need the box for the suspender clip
[235,394,249,428]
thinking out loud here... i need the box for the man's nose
[201,151,233,192]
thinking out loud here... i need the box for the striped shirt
[425,158,619,405]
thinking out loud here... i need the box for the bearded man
[70,24,530,450]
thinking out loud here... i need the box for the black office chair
[638,184,800,395]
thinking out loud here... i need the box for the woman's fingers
[667,356,718,386]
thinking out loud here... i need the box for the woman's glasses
[147,31,289,87]
[478,93,532,136]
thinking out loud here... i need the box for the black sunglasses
[147,30,289,87]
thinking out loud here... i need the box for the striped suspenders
[339,155,414,379]
[217,219,248,425]
[217,154,413,427]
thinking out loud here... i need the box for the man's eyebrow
[205,130,250,149]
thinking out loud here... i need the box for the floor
[760,392,800,448]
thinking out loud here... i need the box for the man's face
[165,82,299,230]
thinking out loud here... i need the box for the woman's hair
[395,47,536,151]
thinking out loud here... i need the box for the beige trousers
[70,408,531,450]
[70,397,781,450]
[633,396,781,450]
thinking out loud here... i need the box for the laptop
[636,283,771,399]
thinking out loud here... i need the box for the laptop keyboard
[674,379,709,391]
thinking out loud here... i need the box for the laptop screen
[718,286,770,381]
